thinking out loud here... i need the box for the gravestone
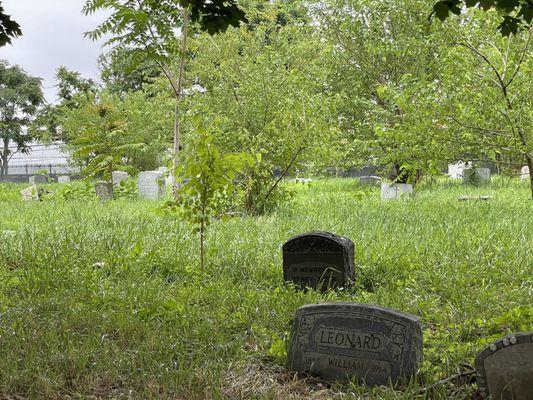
[463,167,491,185]
[521,165,530,181]
[20,185,39,201]
[288,302,423,385]
[359,176,381,186]
[283,232,354,290]
[137,171,165,200]
[448,162,466,179]
[95,181,113,200]
[475,332,533,400]
[29,175,48,184]
[57,175,70,184]
[112,171,129,187]
[381,182,413,200]
[458,195,492,201]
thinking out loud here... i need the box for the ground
[0,178,531,399]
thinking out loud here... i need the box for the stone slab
[57,176,71,184]
[381,183,413,200]
[359,176,381,186]
[463,167,491,185]
[283,232,354,290]
[138,171,166,200]
[288,302,423,385]
[475,332,533,400]
[112,171,129,187]
[95,181,113,200]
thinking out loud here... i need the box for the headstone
[20,185,39,201]
[475,332,533,400]
[448,162,466,179]
[29,175,48,184]
[112,171,129,187]
[283,231,354,290]
[137,171,165,200]
[288,302,423,385]
[95,181,113,200]
[458,195,492,201]
[520,165,530,181]
[57,175,70,184]
[463,167,491,185]
[359,176,381,186]
[381,182,413,200]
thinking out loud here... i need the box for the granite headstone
[475,332,533,400]
[112,171,129,187]
[138,171,166,199]
[283,232,354,290]
[288,302,423,385]
[95,181,113,200]
[57,175,71,184]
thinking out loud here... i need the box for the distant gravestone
[283,232,354,290]
[458,195,492,201]
[448,162,466,179]
[57,175,70,184]
[463,167,491,185]
[137,171,165,200]
[95,181,113,200]
[381,182,413,200]
[521,165,530,181]
[112,171,129,187]
[20,185,39,201]
[29,175,48,184]
[475,332,533,400]
[288,302,423,385]
[359,176,381,186]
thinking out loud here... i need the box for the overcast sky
[0,0,110,103]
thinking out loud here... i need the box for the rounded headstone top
[283,231,353,252]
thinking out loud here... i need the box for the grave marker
[520,165,530,181]
[95,181,113,200]
[138,171,165,199]
[288,302,423,385]
[112,171,129,186]
[283,232,354,290]
[29,175,48,184]
[463,167,491,185]
[475,332,533,400]
[359,176,381,186]
[381,182,413,200]
[57,176,70,184]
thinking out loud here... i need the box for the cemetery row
[282,232,530,400]
[21,164,531,202]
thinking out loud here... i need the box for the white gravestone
[463,167,491,184]
[520,165,530,181]
[57,176,71,184]
[29,175,47,184]
[138,171,166,200]
[381,182,413,200]
[448,162,466,179]
[112,171,130,187]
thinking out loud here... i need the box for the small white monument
[28,175,47,184]
[138,171,166,200]
[57,175,71,184]
[448,162,466,179]
[381,182,413,200]
[112,171,130,187]
[520,165,530,181]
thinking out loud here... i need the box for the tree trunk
[172,8,190,199]
[1,138,9,177]
[200,218,205,272]
[525,154,533,200]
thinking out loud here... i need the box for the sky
[0,0,110,103]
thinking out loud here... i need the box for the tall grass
[0,178,531,399]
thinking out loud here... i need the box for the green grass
[0,177,531,399]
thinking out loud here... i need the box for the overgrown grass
[0,178,531,399]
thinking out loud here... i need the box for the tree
[0,61,44,176]
[184,1,337,213]
[314,0,449,182]
[60,88,173,186]
[437,15,532,197]
[83,0,247,196]
[0,3,21,46]
[432,0,533,36]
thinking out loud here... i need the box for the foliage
[0,61,44,176]
[0,4,21,46]
[185,1,337,210]
[433,0,533,36]
[60,88,172,181]
[314,0,448,181]
[166,116,253,270]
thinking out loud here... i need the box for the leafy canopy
[0,4,21,46]
[433,0,533,36]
